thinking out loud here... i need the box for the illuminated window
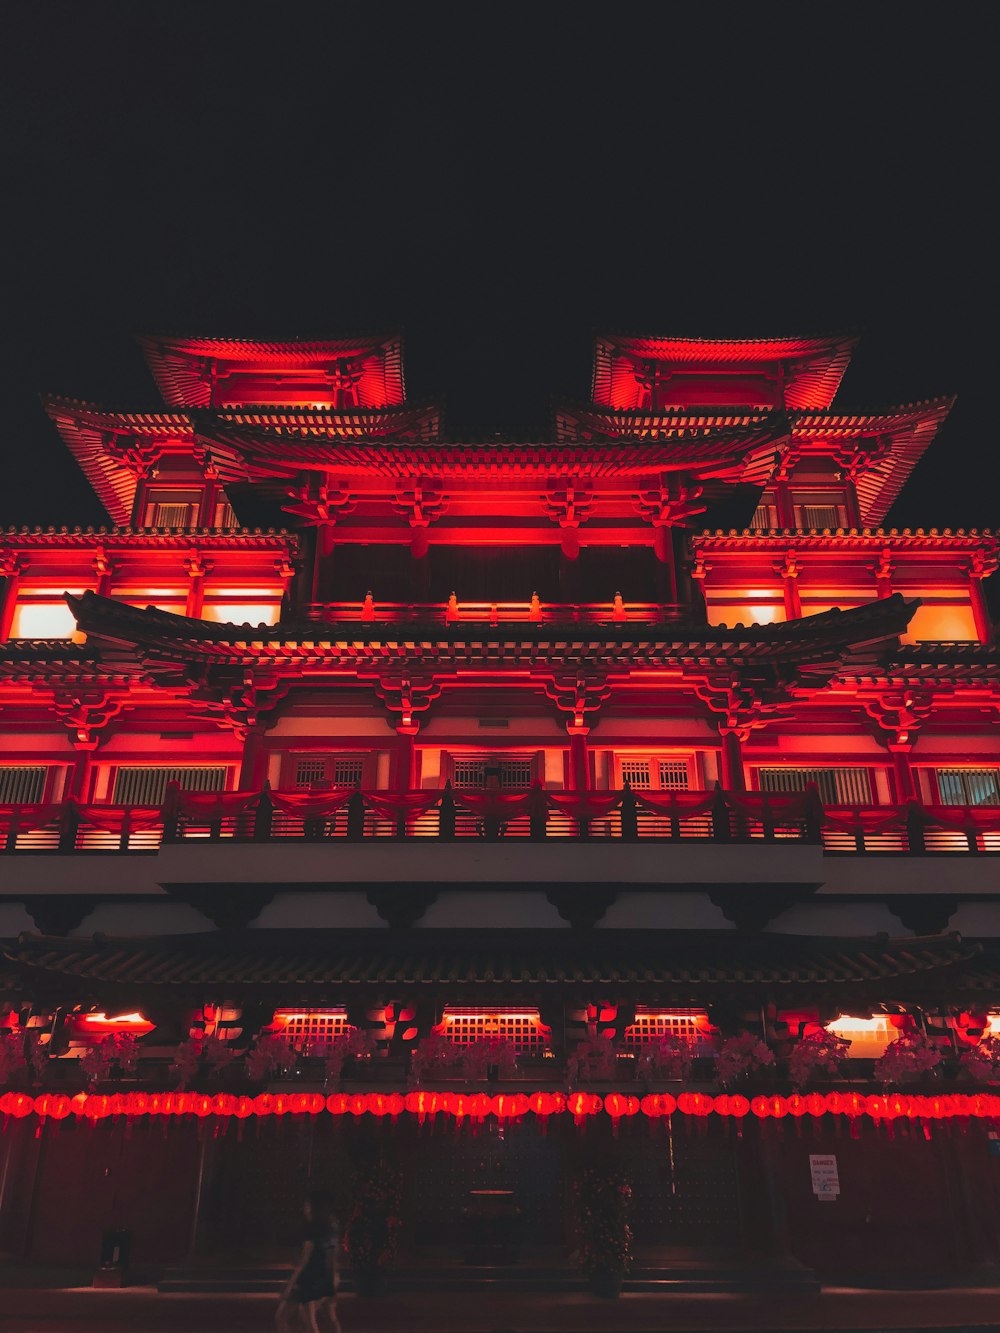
[202,602,281,626]
[624,1007,714,1050]
[10,599,80,639]
[706,602,785,628]
[825,1014,899,1058]
[111,766,227,805]
[0,766,48,803]
[271,1007,349,1053]
[934,768,1000,807]
[791,491,849,529]
[213,500,238,528]
[902,602,979,644]
[750,500,780,531]
[436,1007,550,1052]
[293,756,365,790]
[143,491,200,527]
[757,767,872,805]
[451,756,535,789]
[618,757,691,791]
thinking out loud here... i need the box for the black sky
[0,7,994,531]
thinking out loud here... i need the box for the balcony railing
[2,784,999,854]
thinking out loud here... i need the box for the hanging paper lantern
[211,1094,236,1117]
[253,1093,275,1117]
[326,1093,349,1116]
[805,1092,826,1117]
[841,1091,866,1118]
[528,1091,556,1119]
[2,1092,34,1118]
[235,1096,254,1119]
[491,1094,529,1119]
[469,1092,493,1120]
[785,1093,808,1118]
[824,1092,843,1115]
[385,1092,405,1119]
[366,1093,389,1117]
[866,1094,889,1120]
[729,1095,750,1118]
[750,1096,771,1119]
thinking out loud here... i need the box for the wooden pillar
[775,552,801,620]
[567,725,590,791]
[719,730,746,792]
[0,554,25,641]
[93,551,113,597]
[969,573,993,645]
[238,728,266,790]
[184,552,212,619]
[889,741,915,801]
[774,481,795,529]
[394,724,420,790]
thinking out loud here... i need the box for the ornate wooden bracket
[192,671,290,741]
[773,549,801,581]
[862,689,935,748]
[543,484,594,529]
[968,548,999,581]
[50,690,126,750]
[390,483,447,528]
[546,886,617,930]
[165,883,276,931]
[632,477,706,528]
[0,551,26,579]
[365,886,439,930]
[25,894,99,936]
[102,432,164,480]
[182,551,214,581]
[708,884,816,932]
[543,674,612,729]
[691,675,790,742]
[363,673,442,728]
[887,894,958,936]
[833,435,893,484]
[282,478,356,542]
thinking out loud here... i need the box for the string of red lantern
[3,1089,1000,1124]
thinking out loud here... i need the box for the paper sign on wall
[809,1153,840,1201]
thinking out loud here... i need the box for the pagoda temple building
[1,330,999,1288]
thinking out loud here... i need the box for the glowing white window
[825,1014,899,1059]
[437,1007,550,1052]
[10,601,79,639]
[272,1007,349,1053]
[624,1007,713,1050]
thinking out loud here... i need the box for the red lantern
[841,1092,866,1118]
[728,1095,750,1118]
[469,1093,493,1120]
[529,1091,556,1119]
[824,1092,843,1115]
[235,1096,254,1119]
[253,1093,275,1117]
[127,1091,151,1116]
[193,1095,213,1118]
[640,1094,663,1118]
[366,1093,389,1117]
[750,1096,770,1119]
[491,1094,529,1119]
[887,1093,911,1119]
[347,1094,367,1117]
[604,1093,627,1122]
[326,1093,349,1115]
[805,1092,826,1117]
[212,1094,236,1117]
[865,1094,888,1120]
[769,1096,788,1119]
[385,1092,405,1119]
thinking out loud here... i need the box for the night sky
[1,9,993,534]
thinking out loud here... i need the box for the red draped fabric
[632,791,718,818]
[362,791,443,821]
[70,803,163,833]
[451,788,547,819]
[723,790,817,820]
[269,790,355,818]
[821,805,908,834]
[546,791,623,820]
[176,791,261,817]
[0,804,62,834]
[921,805,1000,833]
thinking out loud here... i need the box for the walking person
[276,1190,342,1333]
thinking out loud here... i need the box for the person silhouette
[276,1190,342,1333]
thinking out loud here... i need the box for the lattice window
[935,768,1000,807]
[750,501,780,531]
[151,502,198,527]
[272,1007,349,1053]
[658,760,690,790]
[451,757,534,790]
[758,766,872,805]
[799,505,843,529]
[618,756,691,791]
[0,766,48,803]
[437,1007,550,1052]
[111,766,227,806]
[293,756,365,790]
[624,1008,713,1050]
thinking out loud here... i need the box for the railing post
[438,781,455,841]
[118,808,132,852]
[4,809,22,853]
[529,786,548,841]
[346,788,366,842]
[804,783,823,844]
[161,781,181,844]
[760,793,775,843]
[711,783,731,842]
[58,802,80,853]
[905,801,927,855]
[620,782,638,842]
[253,785,274,843]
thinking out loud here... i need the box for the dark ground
[1,1286,1000,1333]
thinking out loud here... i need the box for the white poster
[809,1153,840,1201]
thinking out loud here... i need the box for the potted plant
[787,1029,850,1088]
[245,1032,297,1084]
[169,1035,237,1089]
[959,1035,1000,1084]
[566,1034,618,1084]
[572,1165,633,1298]
[343,1160,403,1298]
[635,1036,692,1085]
[320,1027,376,1087]
[874,1031,943,1086]
[410,1032,460,1084]
[460,1034,518,1083]
[716,1032,775,1089]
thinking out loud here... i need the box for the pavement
[1,1286,1000,1333]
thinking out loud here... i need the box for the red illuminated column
[238,728,267,790]
[774,552,801,621]
[871,549,894,600]
[184,553,212,619]
[719,730,747,792]
[967,553,995,644]
[394,724,420,790]
[92,551,114,597]
[567,725,591,791]
[0,553,25,642]
[889,740,915,802]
